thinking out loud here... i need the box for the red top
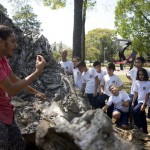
[0,57,14,125]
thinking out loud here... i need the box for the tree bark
[81,0,87,61]
[73,0,83,58]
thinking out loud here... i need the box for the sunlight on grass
[118,75,131,94]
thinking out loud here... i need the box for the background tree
[81,0,96,61]
[32,0,96,59]
[85,46,99,63]
[12,4,42,33]
[115,0,150,55]
[85,28,117,62]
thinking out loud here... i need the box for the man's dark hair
[136,56,145,63]
[73,56,81,62]
[93,61,101,67]
[136,68,149,81]
[107,62,115,71]
[0,25,13,40]
[77,61,86,68]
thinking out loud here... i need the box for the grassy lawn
[118,75,131,94]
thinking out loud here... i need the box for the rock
[36,109,135,150]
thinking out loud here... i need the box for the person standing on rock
[59,49,73,76]
[0,25,46,149]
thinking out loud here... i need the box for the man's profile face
[78,66,84,73]
[73,58,80,67]
[94,64,101,72]
[1,33,17,57]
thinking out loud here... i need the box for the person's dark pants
[133,102,148,134]
[0,119,26,150]
[148,107,150,118]
[94,93,107,109]
[101,94,114,119]
[86,93,98,109]
[113,109,129,126]
[129,94,137,125]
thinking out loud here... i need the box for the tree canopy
[115,0,150,55]
[12,4,42,33]
[85,28,117,62]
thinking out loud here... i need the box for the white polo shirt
[73,68,82,91]
[101,74,123,96]
[133,80,150,103]
[60,60,73,74]
[82,68,97,94]
[107,91,130,112]
[127,68,150,94]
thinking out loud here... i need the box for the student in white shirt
[100,62,123,118]
[93,61,107,108]
[126,57,150,103]
[147,90,150,120]
[102,85,130,129]
[77,61,99,109]
[126,57,150,124]
[93,61,107,94]
[59,49,73,75]
[132,68,150,134]
[72,56,82,91]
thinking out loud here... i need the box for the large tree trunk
[81,0,87,61]
[73,0,83,58]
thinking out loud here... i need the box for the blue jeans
[133,102,148,134]
[86,93,98,108]
[113,108,129,126]
[148,107,150,118]
[94,93,107,109]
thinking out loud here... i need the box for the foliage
[42,0,66,9]
[85,46,99,62]
[52,50,61,62]
[115,0,150,55]
[7,0,42,33]
[52,49,72,63]
[12,4,42,33]
[85,28,117,62]
[118,75,131,94]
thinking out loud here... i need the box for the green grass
[118,75,131,94]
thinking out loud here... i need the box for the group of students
[60,49,150,134]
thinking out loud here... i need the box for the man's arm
[0,55,46,96]
[93,76,99,97]
[141,93,149,111]
[81,83,86,96]
[122,100,129,107]
[132,92,138,108]
[9,72,47,99]
[102,105,109,112]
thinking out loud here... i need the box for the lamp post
[104,47,107,65]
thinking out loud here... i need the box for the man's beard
[5,42,12,58]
